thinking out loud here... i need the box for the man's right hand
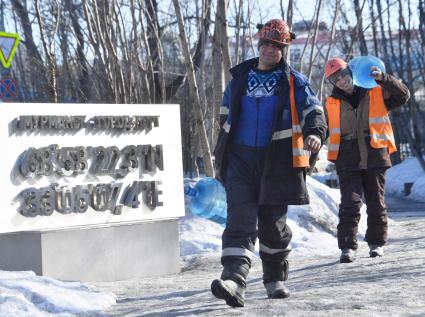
[304,135,321,153]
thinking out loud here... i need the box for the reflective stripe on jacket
[326,86,396,161]
[325,97,341,160]
[289,75,309,167]
[369,86,397,154]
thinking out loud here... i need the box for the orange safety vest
[289,75,310,167]
[326,86,397,161]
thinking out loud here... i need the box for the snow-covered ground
[95,212,425,317]
[1,153,424,316]
[0,271,115,317]
[386,157,425,202]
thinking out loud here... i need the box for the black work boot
[262,259,290,299]
[340,249,356,263]
[211,257,250,307]
[369,245,384,257]
[211,279,245,307]
[264,281,290,299]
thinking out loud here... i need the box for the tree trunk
[398,0,425,171]
[65,0,90,102]
[234,0,243,65]
[307,0,323,81]
[369,0,379,56]
[318,0,340,101]
[354,0,368,55]
[34,0,58,103]
[11,0,48,100]
[172,0,214,177]
[216,0,232,85]
[376,0,393,74]
[284,0,293,63]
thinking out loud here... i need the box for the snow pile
[179,176,367,258]
[0,270,116,317]
[386,157,425,202]
[288,176,354,257]
[309,145,338,186]
[179,215,223,256]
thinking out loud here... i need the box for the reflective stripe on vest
[369,86,397,154]
[325,97,341,161]
[325,87,397,161]
[290,75,310,167]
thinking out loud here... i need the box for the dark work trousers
[337,167,388,250]
[222,144,292,282]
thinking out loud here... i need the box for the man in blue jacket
[210,19,327,307]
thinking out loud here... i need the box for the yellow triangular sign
[0,32,20,68]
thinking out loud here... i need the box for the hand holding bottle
[370,66,384,81]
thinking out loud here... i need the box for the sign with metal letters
[0,103,184,233]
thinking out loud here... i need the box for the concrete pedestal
[0,219,180,282]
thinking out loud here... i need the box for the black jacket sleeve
[377,73,410,111]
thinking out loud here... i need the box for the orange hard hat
[257,19,294,47]
[325,58,348,78]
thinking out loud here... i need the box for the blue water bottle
[184,177,227,225]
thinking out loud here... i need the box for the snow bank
[386,157,425,202]
[0,270,116,317]
[179,176,367,258]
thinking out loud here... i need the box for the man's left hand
[304,135,321,153]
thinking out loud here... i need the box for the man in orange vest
[211,19,327,307]
[324,57,410,263]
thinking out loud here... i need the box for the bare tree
[369,0,379,56]
[307,0,323,81]
[172,0,214,177]
[34,0,60,102]
[354,0,368,55]
[397,0,425,171]
[65,0,90,102]
[212,0,232,147]
[376,0,393,74]
[216,0,232,84]
[233,0,243,65]
[318,0,340,101]
[283,0,293,62]
[11,0,48,99]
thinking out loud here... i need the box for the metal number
[57,148,77,176]
[117,145,138,178]
[18,188,39,217]
[19,148,38,178]
[73,185,91,213]
[36,146,56,177]
[122,181,143,208]
[74,146,88,174]
[38,186,55,216]
[56,186,75,214]
[91,184,110,211]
